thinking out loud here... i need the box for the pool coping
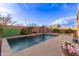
[2,34,79,56]
[2,33,58,39]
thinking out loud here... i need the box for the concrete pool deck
[1,34,79,56]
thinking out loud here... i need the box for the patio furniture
[73,38,79,43]
[61,41,79,56]
[73,31,79,43]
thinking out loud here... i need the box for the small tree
[0,14,16,26]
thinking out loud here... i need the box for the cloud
[51,16,76,26]
[0,3,15,16]
[0,7,14,14]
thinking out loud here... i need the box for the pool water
[7,34,57,52]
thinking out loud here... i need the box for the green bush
[3,27,21,37]
[0,24,3,37]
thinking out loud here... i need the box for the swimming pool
[7,34,58,53]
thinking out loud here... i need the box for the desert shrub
[20,27,33,35]
[20,28,27,35]
[65,29,74,34]
[53,28,59,33]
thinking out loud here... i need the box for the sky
[0,3,78,27]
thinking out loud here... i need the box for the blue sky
[0,3,78,26]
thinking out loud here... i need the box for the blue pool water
[7,34,57,52]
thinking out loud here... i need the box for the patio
[1,34,78,56]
